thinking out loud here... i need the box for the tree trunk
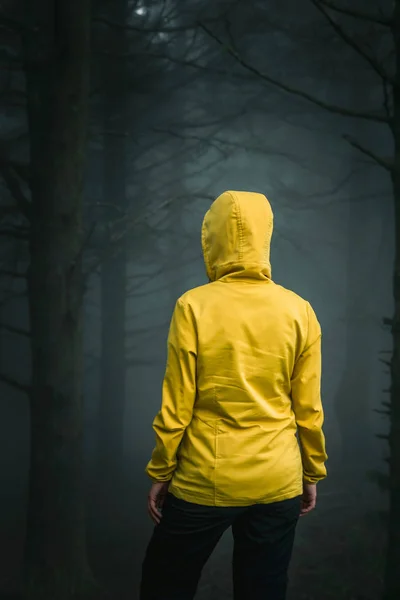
[383,5,400,598]
[95,0,128,526]
[385,177,400,600]
[22,1,98,598]
[333,193,374,478]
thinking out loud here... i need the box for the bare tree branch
[153,127,320,169]
[311,0,392,27]
[165,109,248,130]
[0,322,30,337]
[0,159,31,220]
[0,204,19,218]
[96,48,260,84]
[199,24,391,125]
[71,221,96,277]
[0,227,28,240]
[9,161,30,183]
[343,134,393,171]
[0,371,30,393]
[83,194,186,279]
[0,268,27,279]
[383,79,392,118]
[94,14,219,35]
[94,16,187,34]
[0,290,26,310]
[310,0,394,85]
[0,14,34,33]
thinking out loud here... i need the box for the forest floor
[0,474,386,600]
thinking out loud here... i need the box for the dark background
[0,1,396,598]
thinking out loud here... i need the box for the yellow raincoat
[146,190,327,506]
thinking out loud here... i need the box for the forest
[0,0,398,599]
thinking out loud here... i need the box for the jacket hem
[168,483,303,507]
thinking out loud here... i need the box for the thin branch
[9,161,30,183]
[126,265,165,295]
[0,290,26,309]
[0,227,28,240]
[152,126,318,168]
[0,269,27,279]
[199,24,391,125]
[165,109,247,130]
[83,196,176,278]
[91,128,130,139]
[94,15,189,33]
[94,15,218,35]
[71,221,97,278]
[310,0,394,85]
[311,0,392,27]
[0,204,20,218]
[86,202,126,214]
[383,79,392,118]
[0,372,30,394]
[0,15,35,32]
[0,322,30,337]
[343,134,393,171]
[0,160,31,220]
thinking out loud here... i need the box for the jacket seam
[301,302,321,354]
[201,215,212,280]
[232,191,244,262]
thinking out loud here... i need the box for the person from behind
[140,190,328,600]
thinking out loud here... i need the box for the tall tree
[334,118,376,476]
[95,0,129,524]
[334,194,375,473]
[22,1,98,598]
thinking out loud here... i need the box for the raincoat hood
[201,190,274,282]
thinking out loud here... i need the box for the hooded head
[201,190,274,282]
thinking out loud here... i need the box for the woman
[140,190,328,600]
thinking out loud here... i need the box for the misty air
[0,1,397,600]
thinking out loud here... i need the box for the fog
[0,0,395,598]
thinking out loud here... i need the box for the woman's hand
[148,481,170,525]
[300,483,317,517]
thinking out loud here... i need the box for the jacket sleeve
[291,302,328,485]
[145,298,197,483]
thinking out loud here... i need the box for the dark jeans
[140,492,301,600]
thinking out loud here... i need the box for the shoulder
[271,283,320,326]
[176,282,216,307]
[271,282,310,308]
